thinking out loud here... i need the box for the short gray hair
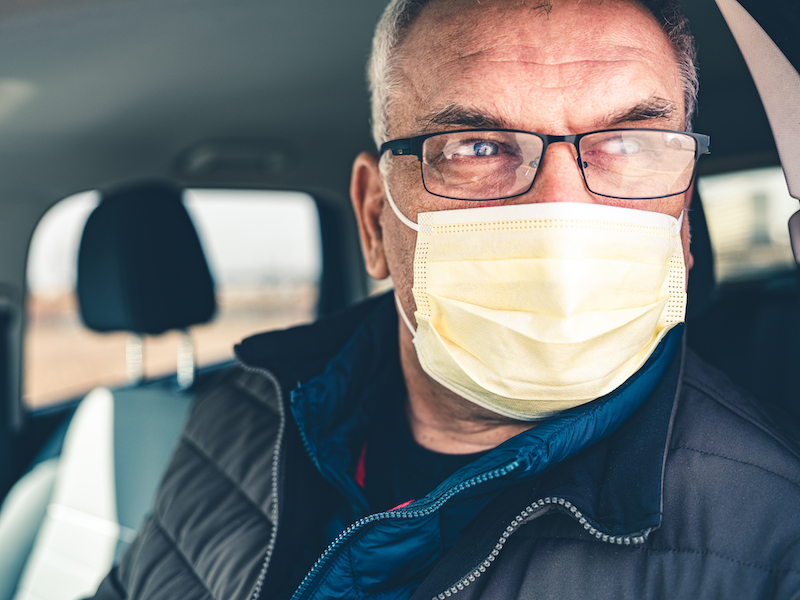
[368,0,699,149]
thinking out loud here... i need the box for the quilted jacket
[91,293,800,599]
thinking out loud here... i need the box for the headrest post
[126,334,144,384]
[177,330,195,390]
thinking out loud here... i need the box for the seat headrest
[77,182,216,335]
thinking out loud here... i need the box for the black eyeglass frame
[379,127,712,201]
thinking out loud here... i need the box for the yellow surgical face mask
[386,189,686,421]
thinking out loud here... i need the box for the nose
[512,142,595,205]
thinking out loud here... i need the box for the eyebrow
[417,97,677,135]
[418,105,509,132]
[603,97,677,127]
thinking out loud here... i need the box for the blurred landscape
[25,284,317,407]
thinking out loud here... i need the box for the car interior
[0,0,796,598]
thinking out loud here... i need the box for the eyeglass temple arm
[379,138,422,159]
[695,134,711,158]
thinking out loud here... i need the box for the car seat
[686,189,800,424]
[0,181,217,600]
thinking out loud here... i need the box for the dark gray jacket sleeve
[85,367,284,600]
[90,566,127,600]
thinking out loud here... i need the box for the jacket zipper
[432,496,653,600]
[289,460,522,600]
[261,383,652,600]
[236,360,287,600]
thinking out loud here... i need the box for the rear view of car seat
[0,182,216,600]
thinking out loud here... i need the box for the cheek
[681,217,693,275]
[380,199,419,308]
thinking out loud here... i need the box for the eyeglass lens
[420,130,699,200]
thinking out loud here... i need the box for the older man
[92,1,800,599]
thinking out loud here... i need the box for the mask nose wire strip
[395,292,417,337]
[387,183,683,237]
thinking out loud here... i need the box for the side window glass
[184,190,321,366]
[698,167,797,282]
[25,189,321,408]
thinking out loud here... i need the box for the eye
[472,142,499,156]
[664,134,684,150]
[603,137,641,155]
[445,140,500,158]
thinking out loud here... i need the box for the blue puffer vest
[282,293,682,599]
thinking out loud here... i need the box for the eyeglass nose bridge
[524,134,587,192]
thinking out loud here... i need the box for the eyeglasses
[380,128,711,201]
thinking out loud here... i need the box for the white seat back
[9,384,191,600]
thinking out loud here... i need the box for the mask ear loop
[385,186,420,232]
[394,292,417,337]
[383,183,421,336]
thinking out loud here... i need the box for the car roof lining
[0,0,382,202]
[0,0,778,200]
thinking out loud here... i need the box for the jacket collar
[236,293,399,515]
[532,334,682,539]
[235,292,390,390]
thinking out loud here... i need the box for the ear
[351,152,390,279]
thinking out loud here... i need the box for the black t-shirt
[363,378,487,512]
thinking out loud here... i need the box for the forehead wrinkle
[438,6,665,62]
[399,6,673,103]
[469,58,651,92]
[403,58,677,135]
[455,43,671,70]
[421,37,666,92]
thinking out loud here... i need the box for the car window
[25,189,321,408]
[698,166,797,283]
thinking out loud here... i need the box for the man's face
[356,0,691,323]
